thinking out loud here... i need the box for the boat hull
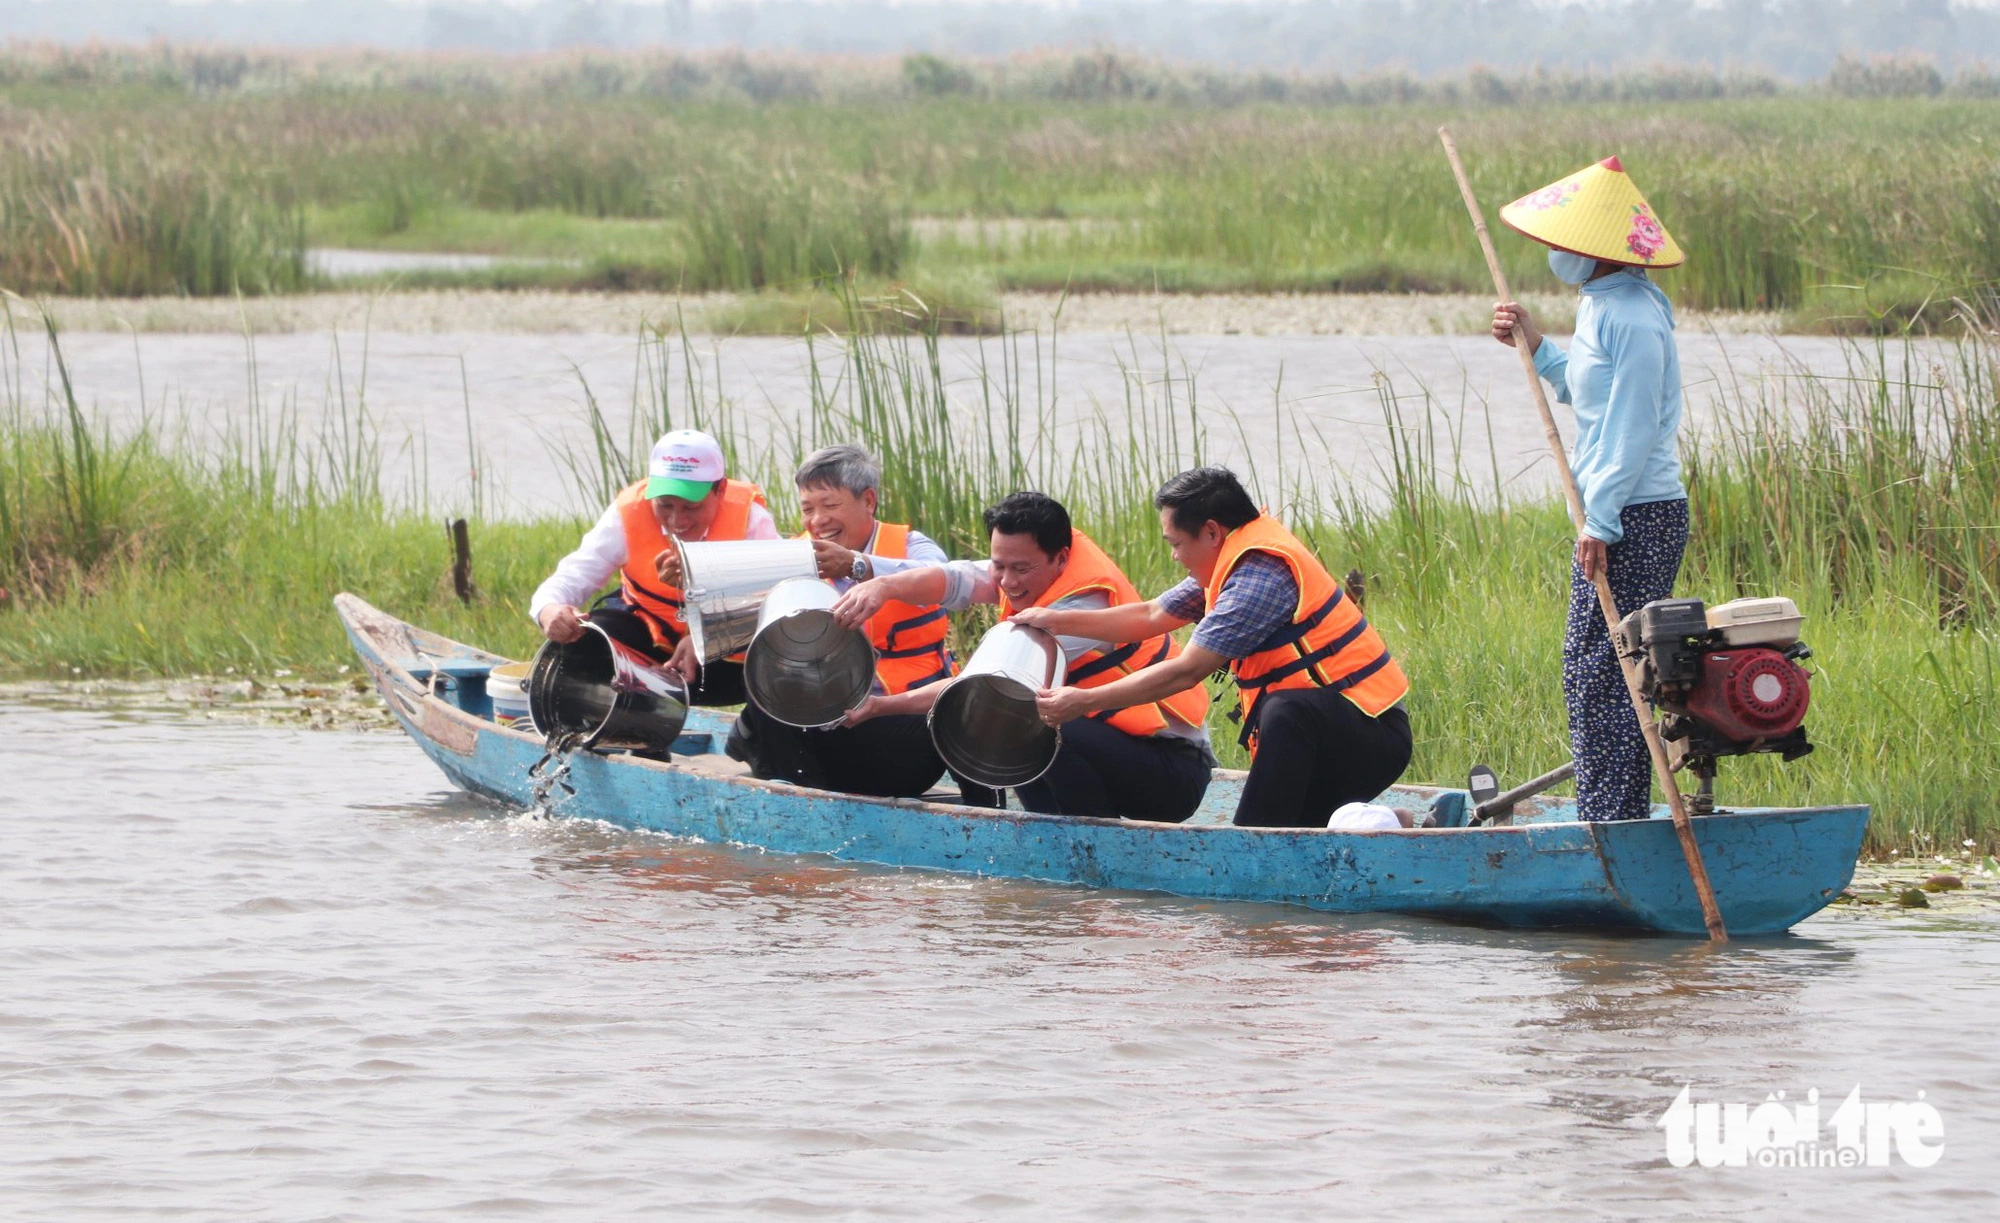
[339,594,1868,936]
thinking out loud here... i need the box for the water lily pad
[1897,887,1931,908]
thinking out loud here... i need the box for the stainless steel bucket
[677,538,818,663]
[928,621,1068,787]
[743,577,878,729]
[526,620,690,754]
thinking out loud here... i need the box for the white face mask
[1548,249,1599,285]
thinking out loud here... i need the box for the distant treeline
[6,1,2000,80]
[3,40,1999,105]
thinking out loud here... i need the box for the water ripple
[1,703,1994,1219]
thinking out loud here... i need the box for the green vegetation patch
[3,47,1998,319]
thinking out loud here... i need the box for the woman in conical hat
[1489,156,1689,823]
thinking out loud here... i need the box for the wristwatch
[849,553,872,582]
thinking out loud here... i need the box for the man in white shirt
[528,429,777,706]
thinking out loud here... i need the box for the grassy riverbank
[2,298,1995,850]
[3,45,1998,328]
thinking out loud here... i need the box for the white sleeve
[870,527,950,577]
[937,559,1000,610]
[743,502,781,540]
[528,503,628,625]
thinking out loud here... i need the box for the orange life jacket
[1204,514,1408,753]
[860,522,956,695]
[998,529,1210,739]
[614,478,767,649]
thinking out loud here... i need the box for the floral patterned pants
[1563,498,1689,822]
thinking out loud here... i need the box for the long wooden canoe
[338,593,1867,936]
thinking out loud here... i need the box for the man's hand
[1575,534,1609,583]
[841,694,885,727]
[1492,301,1543,355]
[654,544,684,588]
[812,537,860,582]
[667,635,700,685]
[1034,685,1092,727]
[538,604,586,643]
[830,578,891,630]
[1010,606,1061,634]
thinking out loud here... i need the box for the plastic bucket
[488,660,534,729]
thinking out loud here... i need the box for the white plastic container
[1328,802,1404,831]
[1706,597,1804,647]
[487,660,534,729]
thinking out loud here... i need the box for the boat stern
[1592,806,1871,936]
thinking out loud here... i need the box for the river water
[6,327,1920,518]
[3,700,1994,1219]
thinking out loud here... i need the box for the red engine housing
[1683,648,1811,744]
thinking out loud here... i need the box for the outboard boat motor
[1613,596,1814,813]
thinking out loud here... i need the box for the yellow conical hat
[1499,156,1684,269]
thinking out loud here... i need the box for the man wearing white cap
[529,429,778,705]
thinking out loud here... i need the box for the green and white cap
[644,429,726,501]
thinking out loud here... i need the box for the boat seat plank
[401,658,497,680]
[678,753,754,779]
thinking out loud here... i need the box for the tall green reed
[0,132,307,297]
[1683,295,2000,622]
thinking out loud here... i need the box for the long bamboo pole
[1437,127,1727,942]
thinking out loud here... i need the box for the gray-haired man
[731,446,997,805]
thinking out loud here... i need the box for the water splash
[524,730,585,816]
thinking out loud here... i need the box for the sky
[4,1,1999,77]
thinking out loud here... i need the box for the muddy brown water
[5,328,1919,520]
[2,697,1995,1218]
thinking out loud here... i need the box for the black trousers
[1016,717,1212,823]
[584,602,746,707]
[1233,688,1412,828]
[732,702,1002,806]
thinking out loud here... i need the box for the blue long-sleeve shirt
[1531,269,1686,544]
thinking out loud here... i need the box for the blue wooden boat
[338,593,1868,936]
